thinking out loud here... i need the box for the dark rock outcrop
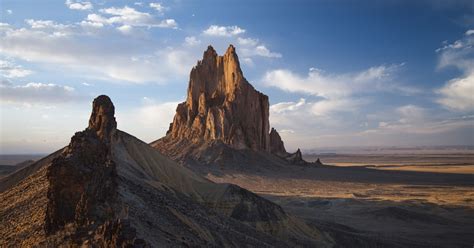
[315,158,323,165]
[44,95,141,245]
[269,127,287,156]
[88,95,117,142]
[285,148,306,165]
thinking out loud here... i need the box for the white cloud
[203,25,245,37]
[0,81,83,104]
[65,0,93,10]
[0,60,33,78]
[197,25,281,60]
[96,6,177,28]
[265,65,422,148]
[271,98,307,114]
[0,24,193,83]
[241,45,282,58]
[262,65,404,99]
[7,9,12,14]
[436,74,474,111]
[149,3,165,12]
[436,30,474,112]
[237,37,258,46]
[117,24,133,34]
[80,19,104,28]
[241,57,254,66]
[365,105,473,135]
[158,19,177,28]
[184,36,201,46]
[26,19,70,30]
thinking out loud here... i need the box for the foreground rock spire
[45,95,121,240]
[88,95,117,142]
[167,45,270,151]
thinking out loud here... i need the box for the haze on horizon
[0,0,473,154]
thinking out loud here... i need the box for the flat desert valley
[204,148,474,247]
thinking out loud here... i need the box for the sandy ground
[206,154,474,247]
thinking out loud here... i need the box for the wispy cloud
[263,64,415,124]
[149,2,166,12]
[0,59,33,78]
[436,30,474,112]
[184,36,201,46]
[0,21,192,83]
[65,0,93,11]
[262,65,411,98]
[203,25,245,37]
[0,80,84,105]
[87,6,177,29]
[199,25,281,59]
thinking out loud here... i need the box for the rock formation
[87,95,117,142]
[286,148,306,165]
[154,45,309,167]
[0,95,331,247]
[167,45,270,151]
[269,127,287,156]
[45,95,140,245]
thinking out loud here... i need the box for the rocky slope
[0,95,332,247]
[153,45,309,168]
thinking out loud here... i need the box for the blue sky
[0,0,473,154]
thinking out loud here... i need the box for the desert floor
[207,153,474,247]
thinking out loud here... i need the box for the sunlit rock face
[166,45,270,151]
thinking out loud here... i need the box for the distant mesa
[153,44,313,167]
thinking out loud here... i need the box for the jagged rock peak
[269,127,287,156]
[315,158,323,165]
[202,45,218,62]
[165,45,270,151]
[88,95,117,141]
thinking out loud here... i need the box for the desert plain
[204,148,474,247]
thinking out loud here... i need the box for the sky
[0,0,473,154]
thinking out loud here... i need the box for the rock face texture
[167,45,270,151]
[88,95,117,142]
[286,148,306,165]
[45,95,141,246]
[269,127,287,156]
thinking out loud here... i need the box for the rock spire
[166,45,270,151]
[88,95,117,141]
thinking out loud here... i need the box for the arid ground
[207,151,474,247]
[2,151,474,247]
